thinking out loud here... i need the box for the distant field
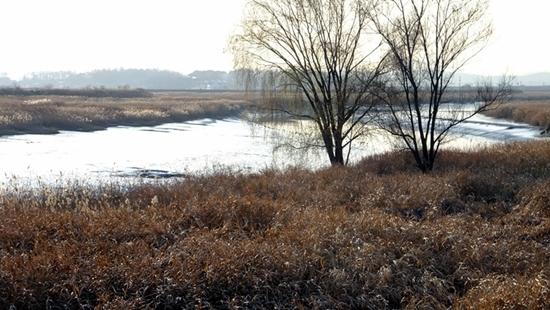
[0,87,154,98]
[511,89,550,101]
[0,91,248,136]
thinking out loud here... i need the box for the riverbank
[1,140,549,309]
[0,88,548,137]
[0,91,247,136]
[483,99,550,135]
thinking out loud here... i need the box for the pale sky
[0,0,547,80]
[461,0,550,76]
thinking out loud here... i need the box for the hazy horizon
[1,0,548,80]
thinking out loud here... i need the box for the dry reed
[483,100,550,133]
[0,92,247,136]
[0,140,549,309]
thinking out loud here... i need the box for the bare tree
[229,0,382,166]
[368,0,513,172]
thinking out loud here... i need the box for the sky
[0,0,548,80]
[461,0,550,76]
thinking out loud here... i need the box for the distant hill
[454,72,550,87]
[0,74,14,87]
[1,69,550,90]
[516,72,550,86]
[0,69,240,90]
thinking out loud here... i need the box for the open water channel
[0,114,543,185]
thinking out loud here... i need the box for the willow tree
[368,0,513,172]
[229,0,382,166]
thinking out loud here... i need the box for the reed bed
[0,92,247,136]
[1,140,549,309]
[483,100,550,133]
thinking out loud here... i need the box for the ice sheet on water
[0,115,543,185]
[0,118,276,184]
[453,114,541,141]
[185,118,217,126]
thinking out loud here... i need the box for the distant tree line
[0,86,153,98]
[0,69,240,90]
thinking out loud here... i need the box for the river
[0,114,543,185]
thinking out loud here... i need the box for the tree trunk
[411,148,434,173]
[333,135,345,166]
[321,132,346,166]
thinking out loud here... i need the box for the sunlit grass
[0,91,247,135]
[1,140,549,309]
[483,99,550,133]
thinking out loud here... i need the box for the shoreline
[0,92,248,137]
[0,112,245,137]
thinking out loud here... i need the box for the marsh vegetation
[0,140,549,309]
[483,99,550,134]
[0,88,548,308]
[0,91,246,136]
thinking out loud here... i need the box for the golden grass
[0,92,247,135]
[1,140,549,309]
[483,91,550,133]
[483,98,550,133]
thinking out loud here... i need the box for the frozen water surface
[0,115,543,184]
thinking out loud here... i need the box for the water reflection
[0,114,542,184]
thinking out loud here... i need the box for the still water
[0,114,543,184]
